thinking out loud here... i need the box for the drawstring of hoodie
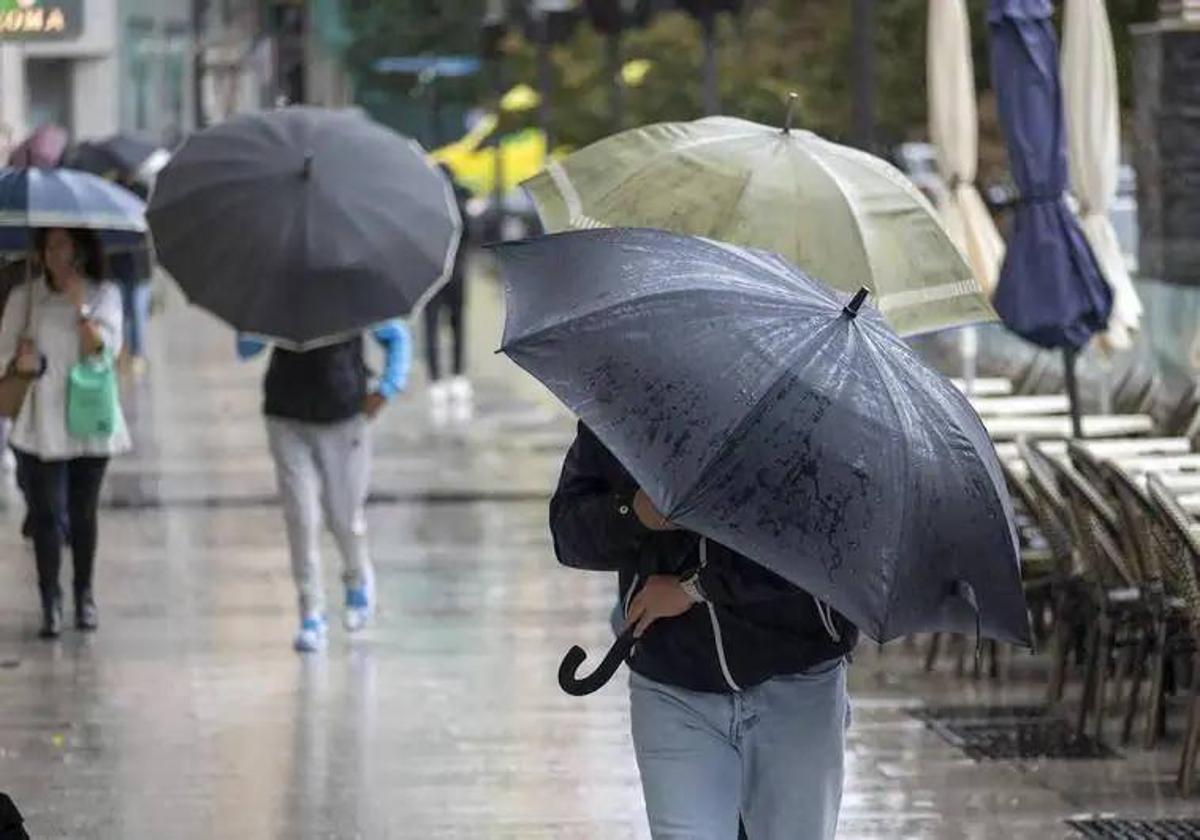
[813,596,842,644]
[702,537,842,645]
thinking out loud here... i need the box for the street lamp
[674,0,742,116]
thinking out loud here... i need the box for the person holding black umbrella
[552,423,856,840]
[238,321,411,653]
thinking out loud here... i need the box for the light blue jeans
[630,659,849,840]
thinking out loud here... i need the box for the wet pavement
[1,263,1197,839]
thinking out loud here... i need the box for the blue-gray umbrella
[498,228,1031,646]
[0,166,147,253]
[147,107,461,349]
[988,0,1111,434]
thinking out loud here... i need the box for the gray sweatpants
[266,415,373,617]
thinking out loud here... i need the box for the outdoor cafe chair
[1146,475,1200,795]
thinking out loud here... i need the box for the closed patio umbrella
[1062,0,1141,351]
[988,0,1112,437]
[927,0,1006,394]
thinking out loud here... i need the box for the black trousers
[14,451,108,605]
[424,275,465,382]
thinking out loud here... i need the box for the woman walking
[0,228,128,638]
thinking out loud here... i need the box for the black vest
[263,338,368,424]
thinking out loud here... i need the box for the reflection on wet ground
[1,273,1197,839]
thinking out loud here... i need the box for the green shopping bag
[67,352,119,439]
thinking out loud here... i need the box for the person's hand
[362,392,388,419]
[13,340,40,377]
[625,575,694,637]
[633,489,676,531]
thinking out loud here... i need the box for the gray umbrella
[498,228,1030,645]
[147,107,461,348]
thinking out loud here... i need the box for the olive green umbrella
[523,107,996,336]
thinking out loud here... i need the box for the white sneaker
[293,614,328,653]
[448,376,473,403]
[343,584,373,633]
[429,380,450,424]
[448,377,474,422]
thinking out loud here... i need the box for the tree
[343,0,1160,170]
[344,0,486,138]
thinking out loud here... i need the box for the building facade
[197,0,352,126]
[0,0,351,154]
[0,0,195,152]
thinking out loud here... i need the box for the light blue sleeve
[372,320,411,400]
[237,335,267,360]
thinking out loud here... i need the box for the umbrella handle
[557,625,638,697]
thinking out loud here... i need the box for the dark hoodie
[550,423,858,694]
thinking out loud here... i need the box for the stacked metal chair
[1048,448,1146,740]
[1018,438,1087,705]
[1099,460,1195,748]
[1146,475,1200,795]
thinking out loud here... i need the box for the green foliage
[343,0,1161,161]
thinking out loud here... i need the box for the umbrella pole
[961,326,978,397]
[1063,346,1084,438]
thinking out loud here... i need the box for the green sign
[0,0,83,40]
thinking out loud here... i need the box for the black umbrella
[65,135,167,185]
[498,228,1030,660]
[147,107,461,349]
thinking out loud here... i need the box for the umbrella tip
[782,92,800,134]
[842,287,870,319]
[301,152,314,180]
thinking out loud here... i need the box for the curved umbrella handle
[557,625,638,697]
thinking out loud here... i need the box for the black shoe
[75,593,98,632]
[38,598,62,639]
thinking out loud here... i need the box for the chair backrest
[1102,461,1162,587]
[1113,364,1152,414]
[999,457,1070,575]
[1183,401,1200,448]
[1164,380,1199,436]
[1016,351,1057,396]
[1146,475,1200,630]
[1067,441,1110,501]
[1016,437,1074,566]
[1051,455,1140,591]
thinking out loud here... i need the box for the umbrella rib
[855,335,916,637]
[798,144,880,294]
[502,284,809,354]
[550,127,763,225]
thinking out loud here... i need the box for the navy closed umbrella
[498,228,1031,650]
[988,0,1111,435]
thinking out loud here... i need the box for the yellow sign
[0,1,81,40]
